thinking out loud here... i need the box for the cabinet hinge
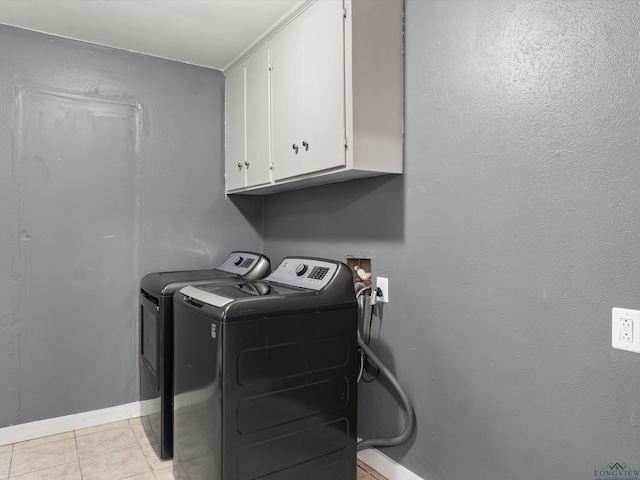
[344,138,349,150]
[268,61,273,71]
[343,7,347,19]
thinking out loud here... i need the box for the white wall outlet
[612,307,640,353]
[376,277,389,303]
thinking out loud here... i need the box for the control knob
[233,256,244,266]
[294,263,308,276]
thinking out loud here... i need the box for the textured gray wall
[263,1,640,479]
[0,25,262,426]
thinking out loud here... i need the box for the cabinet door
[244,48,272,188]
[271,0,346,181]
[225,67,246,191]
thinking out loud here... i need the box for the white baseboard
[0,402,141,447]
[358,448,425,480]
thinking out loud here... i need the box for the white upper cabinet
[225,66,246,191]
[270,0,346,181]
[244,47,272,188]
[224,0,403,195]
[224,45,271,190]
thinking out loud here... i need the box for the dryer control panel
[216,252,269,277]
[266,258,338,291]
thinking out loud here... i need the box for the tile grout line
[7,443,13,480]
[73,430,84,480]
[128,419,160,480]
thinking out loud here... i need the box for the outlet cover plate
[612,307,640,353]
[376,277,389,303]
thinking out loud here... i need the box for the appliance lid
[142,269,238,296]
[140,251,270,296]
[178,285,236,308]
[178,281,301,307]
[174,257,357,322]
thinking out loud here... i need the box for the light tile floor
[2,418,173,480]
[1,418,386,479]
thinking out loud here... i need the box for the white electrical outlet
[376,277,389,303]
[612,307,640,353]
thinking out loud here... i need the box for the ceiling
[0,0,302,71]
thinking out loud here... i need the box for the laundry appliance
[139,252,270,459]
[172,256,358,480]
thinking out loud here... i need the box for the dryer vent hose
[357,335,416,451]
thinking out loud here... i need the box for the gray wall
[3,2,640,478]
[263,1,640,479]
[0,25,262,426]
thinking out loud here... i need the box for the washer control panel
[217,252,263,276]
[266,258,338,291]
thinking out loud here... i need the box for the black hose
[357,335,416,451]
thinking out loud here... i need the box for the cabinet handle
[302,141,309,151]
[245,161,250,167]
[237,162,243,168]
[292,144,299,154]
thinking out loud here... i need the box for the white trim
[358,448,425,480]
[223,0,316,74]
[0,402,141,447]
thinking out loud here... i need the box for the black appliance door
[140,291,160,392]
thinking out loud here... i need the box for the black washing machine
[139,251,270,459]
[173,257,358,480]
